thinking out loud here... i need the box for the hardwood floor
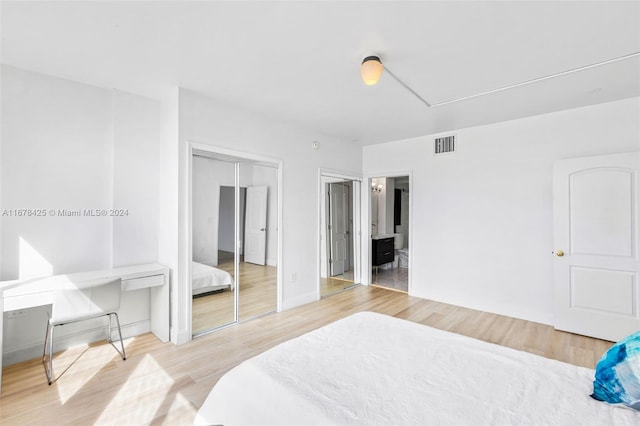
[320,277,357,296]
[0,285,613,425]
[320,268,356,297]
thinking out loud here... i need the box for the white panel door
[553,152,640,341]
[329,183,349,276]
[244,186,268,265]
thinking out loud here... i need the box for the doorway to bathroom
[370,175,410,293]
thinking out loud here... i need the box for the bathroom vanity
[372,235,395,266]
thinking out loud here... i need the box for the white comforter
[192,261,234,294]
[195,311,640,425]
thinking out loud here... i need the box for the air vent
[434,135,455,155]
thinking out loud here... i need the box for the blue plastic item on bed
[592,330,640,410]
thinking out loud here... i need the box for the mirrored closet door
[192,156,237,334]
[191,151,279,337]
[237,162,278,322]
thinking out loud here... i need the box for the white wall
[112,91,161,266]
[171,88,362,343]
[157,90,181,341]
[363,97,640,325]
[1,65,112,280]
[0,66,161,363]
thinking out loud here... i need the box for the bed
[192,261,234,296]
[194,311,640,425]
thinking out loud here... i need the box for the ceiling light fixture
[361,54,432,107]
[361,56,384,85]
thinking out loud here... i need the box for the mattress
[192,261,234,295]
[195,311,640,425]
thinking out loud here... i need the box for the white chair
[42,278,126,385]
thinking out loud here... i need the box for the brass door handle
[554,250,564,257]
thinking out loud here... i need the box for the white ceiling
[2,1,639,145]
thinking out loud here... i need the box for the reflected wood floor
[0,285,613,425]
[192,260,277,334]
[320,277,357,297]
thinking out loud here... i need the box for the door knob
[555,250,564,257]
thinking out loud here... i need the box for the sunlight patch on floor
[54,343,91,404]
[55,338,135,404]
[162,392,198,424]
[95,353,173,424]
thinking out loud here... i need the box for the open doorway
[370,175,410,293]
[319,172,361,298]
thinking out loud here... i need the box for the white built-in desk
[0,263,170,390]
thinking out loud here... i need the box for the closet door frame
[186,141,283,339]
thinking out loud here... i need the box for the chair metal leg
[108,313,126,361]
[108,313,113,343]
[42,322,55,385]
[42,322,51,384]
[42,321,49,364]
[49,325,55,384]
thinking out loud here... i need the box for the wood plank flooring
[319,276,356,296]
[0,285,613,425]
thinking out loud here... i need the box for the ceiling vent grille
[434,135,455,154]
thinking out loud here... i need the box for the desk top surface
[0,263,168,298]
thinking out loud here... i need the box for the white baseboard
[413,289,553,326]
[281,292,317,311]
[2,320,151,366]
[171,327,191,345]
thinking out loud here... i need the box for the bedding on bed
[192,261,234,295]
[195,311,640,426]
